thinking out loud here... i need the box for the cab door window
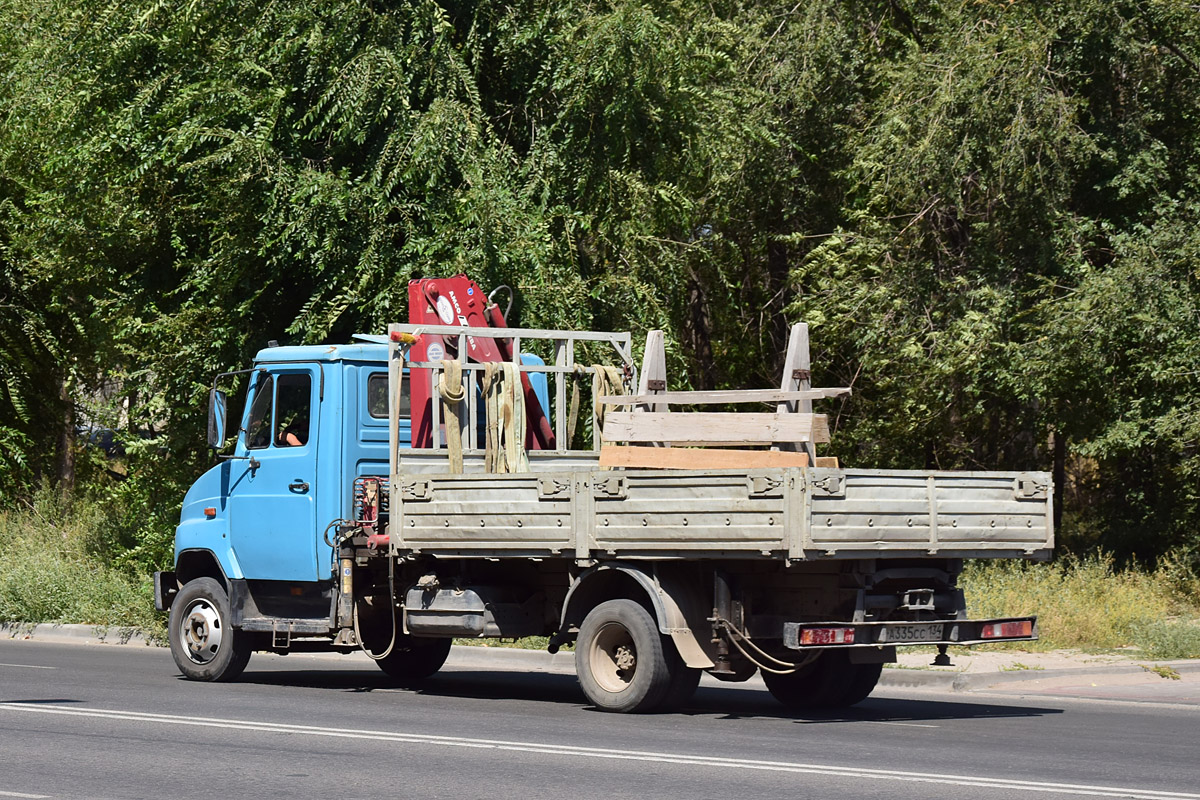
[275,374,312,447]
[244,372,312,449]
[245,374,274,450]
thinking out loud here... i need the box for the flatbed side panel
[390,467,1053,560]
[591,470,789,555]
[807,469,1053,556]
[392,469,791,556]
[395,472,575,555]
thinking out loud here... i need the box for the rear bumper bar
[782,616,1038,650]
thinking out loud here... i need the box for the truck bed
[390,463,1053,562]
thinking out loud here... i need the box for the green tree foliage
[781,1,1200,561]
[0,0,1197,567]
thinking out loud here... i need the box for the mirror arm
[219,453,261,470]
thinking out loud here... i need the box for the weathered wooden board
[601,411,831,445]
[598,388,850,406]
[599,445,810,469]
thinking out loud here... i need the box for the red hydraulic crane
[406,275,556,450]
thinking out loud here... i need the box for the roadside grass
[960,555,1200,658]
[453,636,569,650]
[1130,619,1200,659]
[0,495,166,639]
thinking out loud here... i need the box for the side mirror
[207,389,228,450]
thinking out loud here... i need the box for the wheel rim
[180,599,223,664]
[589,621,637,693]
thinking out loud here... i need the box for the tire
[661,664,702,711]
[839,661,883,707]
[168,577,252,682]
[373,636,452,685]
[575,599,676,713]
[762,650,853,710]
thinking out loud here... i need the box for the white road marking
[0,790,50,798]
[856,719,939,728]
[1,702,1196,799]
[0,663,56,670]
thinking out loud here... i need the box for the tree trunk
[1051,427,1065,533]
[57,376,75,493]
[685,275,715,390]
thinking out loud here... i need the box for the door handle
[289,480,310,493]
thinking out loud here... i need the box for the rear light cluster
[799,627,855,645]
[981,620,1034,639]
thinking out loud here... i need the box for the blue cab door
[228,366,321,582]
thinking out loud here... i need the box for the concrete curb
[880,660,1200,692]
[6,622,1197,692]
[2,622,156,647]
[446,645,577,673]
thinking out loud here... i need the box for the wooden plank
[597,387,850,406]
[779,322,816,463]
[599,445,809,469]
[601,411,830,445]
[637,330,668,447]
[637,330,667,412]
[814,456,840,468]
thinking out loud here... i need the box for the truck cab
[181,343,401,575]
[163,344,400,647]
[160,340,550,662]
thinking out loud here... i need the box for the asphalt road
[1,639,1198,800]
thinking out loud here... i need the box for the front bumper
[153,571,177,612]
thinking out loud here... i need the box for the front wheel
[168,578,252,682]
[575,599,679,713]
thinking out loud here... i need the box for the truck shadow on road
[233,667,1064,724]
[673,686,1063,725]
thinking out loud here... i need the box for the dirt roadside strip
[4,621,1197,694]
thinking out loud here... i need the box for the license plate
[880,623,944,643]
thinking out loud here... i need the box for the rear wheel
[372,636,452,685]
[575,599,678,713]
[661,663,702,711]
[762,650,858,710]
[840,660,883,706]
[168,578,252,682]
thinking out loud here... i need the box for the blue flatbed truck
[155,322,1052,713]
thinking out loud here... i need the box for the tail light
[981,620,1034,639]
[799,627,856,645]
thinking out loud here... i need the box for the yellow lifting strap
[567,364,626,447]
[437,359,466,474]
[482,362,528,473]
